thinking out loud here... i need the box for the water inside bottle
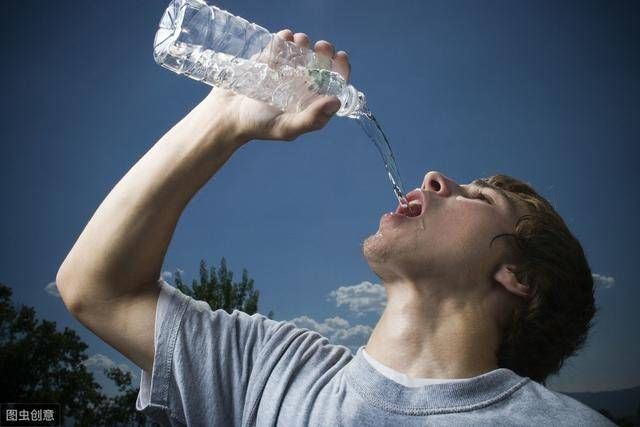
[354,110,409,209]
[154,1,408,210]
[158,40,409,209]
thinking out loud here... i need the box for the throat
[366,298,501,380]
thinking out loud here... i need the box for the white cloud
[45,281,60,297]
[162,268,185,282]
[288,315,373,354]
[331,324,373,349]
[592,273,615,289]
[325,316,350,330]
[83,354,137,380]
[327,281,387,316]
[288,315,331,336]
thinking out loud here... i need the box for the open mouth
[394,189,425,218]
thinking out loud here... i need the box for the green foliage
[173,257,274,318]
[98,367,148,426]
[0,258,271,425]
[0,282,147,426]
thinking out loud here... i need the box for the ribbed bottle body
[154,0,365,117]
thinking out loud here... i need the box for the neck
[365,281,500,380]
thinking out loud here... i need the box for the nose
[421,171,457,197]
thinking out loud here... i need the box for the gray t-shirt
[136,279,613,426]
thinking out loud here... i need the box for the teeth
[405,199,422,216]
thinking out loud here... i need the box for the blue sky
[1,0,638,395]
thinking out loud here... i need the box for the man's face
[363,171,521,287]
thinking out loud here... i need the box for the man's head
[362,171,596,384]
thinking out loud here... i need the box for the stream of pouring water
[355,110,409,209]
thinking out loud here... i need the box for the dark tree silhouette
[597,408,635,427]
[0,259,271,425]
[173,257,274,319]
[98,366,148,426]
[0,282,148,426]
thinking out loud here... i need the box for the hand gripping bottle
[153,0,367,117]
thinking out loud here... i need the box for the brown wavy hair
[483,174,597,384]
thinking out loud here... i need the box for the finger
[276,29,294,41]
[333,50,351,82]
[314,40,335,60]
[276,96,341,138]
[267,29,294,67]
[293,32,310,49]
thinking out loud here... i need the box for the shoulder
[515,380,615,426]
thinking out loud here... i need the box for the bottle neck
[338,85,367,118]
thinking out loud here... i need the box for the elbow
[55,267,85,315]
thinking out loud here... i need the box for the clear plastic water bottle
[153,0,367,118]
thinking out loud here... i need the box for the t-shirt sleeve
[135,278,283,426]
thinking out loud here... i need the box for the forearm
[57,93,248,307]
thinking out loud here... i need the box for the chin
[363,230,434,282]
[362,231,395,269]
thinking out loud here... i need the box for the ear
[494,264,531,298]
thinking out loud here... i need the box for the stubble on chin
[362,232,392,266]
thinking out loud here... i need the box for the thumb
[287,96,341,134]
[319,96,342,116]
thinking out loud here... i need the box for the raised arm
[55,30,350,372]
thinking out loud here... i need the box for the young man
[56,30,612,426]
